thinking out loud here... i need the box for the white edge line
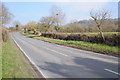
[105,69,120,76]
[11,35,46,78]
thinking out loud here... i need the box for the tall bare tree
[90,9,110,42]
[0,2,13,26]
[51,5,65,30]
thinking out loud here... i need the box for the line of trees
[21,6,118,34]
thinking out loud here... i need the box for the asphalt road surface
[12,32,119,78]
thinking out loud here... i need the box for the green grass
[0,27,2,79]
[0,43,2,79]
[2,35,38,78]
[21,32,119,57]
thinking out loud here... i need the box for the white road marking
[42,46,69,57]
[105,69,120,75]
[11,35,46,78]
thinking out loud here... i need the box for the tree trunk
[97,26,105,42]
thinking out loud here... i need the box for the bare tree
[0,2,13,26]
[90,9,110,41]
[39,16,54,32]
[51,5,65,30]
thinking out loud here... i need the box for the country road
[11,32,119,78]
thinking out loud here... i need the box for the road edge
[11,34,46,78]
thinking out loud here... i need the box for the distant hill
[77,18,118,27]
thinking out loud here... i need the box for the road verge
[2,34,39,78]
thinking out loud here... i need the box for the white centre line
[105,69,120,75]
[42,46,69,57]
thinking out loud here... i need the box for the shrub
[2,28,9,42]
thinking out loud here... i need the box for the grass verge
[0,43,2,79]
[2,34,39,78]
[21,32,119,57]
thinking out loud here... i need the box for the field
[21,32,119,57]
[41,32,120,35]
[2,35,39,78]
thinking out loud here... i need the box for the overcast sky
[3,0,119,27]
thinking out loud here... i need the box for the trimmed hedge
[41,32,120,46]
